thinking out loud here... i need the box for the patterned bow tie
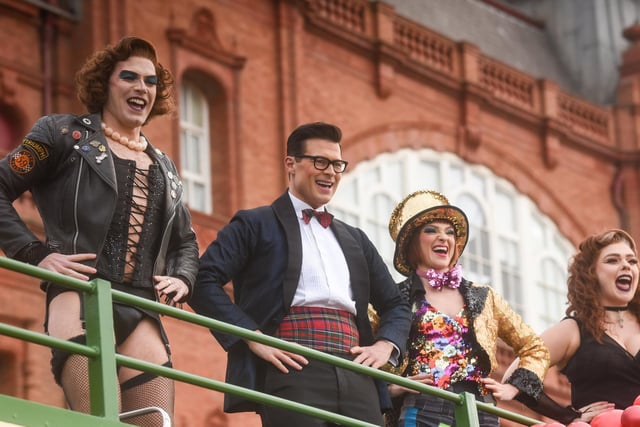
[417,265,462,291]
[302,208,333,228]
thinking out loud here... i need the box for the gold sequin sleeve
[474,284,549,399]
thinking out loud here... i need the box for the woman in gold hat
[386,190,549,426]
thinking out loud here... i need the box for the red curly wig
[75,36,174,124]
[566,229,640,342]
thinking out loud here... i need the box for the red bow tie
[302,208,333,228]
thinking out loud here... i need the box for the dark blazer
[191,191,411,413]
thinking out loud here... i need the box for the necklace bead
[101,122,148,152]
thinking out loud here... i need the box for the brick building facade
[1,0,640,426]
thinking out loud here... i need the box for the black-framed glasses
[295,155,349,173]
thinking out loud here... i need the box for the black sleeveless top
[561,317,640,409]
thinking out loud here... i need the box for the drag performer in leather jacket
[0,37,198,426]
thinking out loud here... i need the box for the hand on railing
[388,372,434,398]
[481,377,519,401]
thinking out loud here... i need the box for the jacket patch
[9,149,35,174]
[22,138,49,160]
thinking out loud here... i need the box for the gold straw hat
[389,190,469,276]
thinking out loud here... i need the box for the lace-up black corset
[97,155,165,287]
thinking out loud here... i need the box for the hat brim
[392,205,469,276]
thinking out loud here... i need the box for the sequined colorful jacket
[398,274,549,401]
[0,113,199,295]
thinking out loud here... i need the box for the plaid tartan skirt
[275,306,359,355]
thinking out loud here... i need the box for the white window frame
[179,81,212,214]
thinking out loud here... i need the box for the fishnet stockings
[59,354,121,413]
[121,375,174,427]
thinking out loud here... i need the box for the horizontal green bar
[111,291,540,425]
[115,355,377,427]
[0,257,542,426]
[0,256,93,293]
[0,323,98,357]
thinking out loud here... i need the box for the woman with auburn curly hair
[502,229,640,424]
[0,37,198,426]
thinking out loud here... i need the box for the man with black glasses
[191,122,410,426]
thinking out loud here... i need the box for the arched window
[179,81,212,213]
[330,148,573,331]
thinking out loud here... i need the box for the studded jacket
[0,113,199,296]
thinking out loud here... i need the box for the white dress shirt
[288,192,356,315]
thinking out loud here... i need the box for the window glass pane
[188,135,202,173]
[193,95,204,127]
[538,258,567,329]
[179,80,211,213]
[380,155,403,191]
[457,194,485,226]
[495,190,516,233]
[449,164,464,183]
[469,171,486,197]
[191,183,206,210]
[364,167,381,187]
[417,160,440,189]
[530,214,546,252]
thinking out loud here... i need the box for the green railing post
[455,391,481,427]
[84,278,120,420]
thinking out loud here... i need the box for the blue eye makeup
[422,224,456,235]
[118,70,158,85]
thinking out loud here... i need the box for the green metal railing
[0,256,542,426]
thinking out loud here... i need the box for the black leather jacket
[0,113,199,296]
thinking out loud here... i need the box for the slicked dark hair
[286,122,342,156]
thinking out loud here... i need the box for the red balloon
[634,395,640,406]
[544,423,566,427]
[622,405,640,427]
[591,409,624,427]
[567,422,590,427]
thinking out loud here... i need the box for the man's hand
[38,252,97,281]
[246,331,309,373]
[350,340,394,368]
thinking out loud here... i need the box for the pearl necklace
[101,122,148,152]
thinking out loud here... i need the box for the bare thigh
[47,292,84,339]
[117,317,169,382]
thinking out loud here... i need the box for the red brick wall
[1,0,638,426]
